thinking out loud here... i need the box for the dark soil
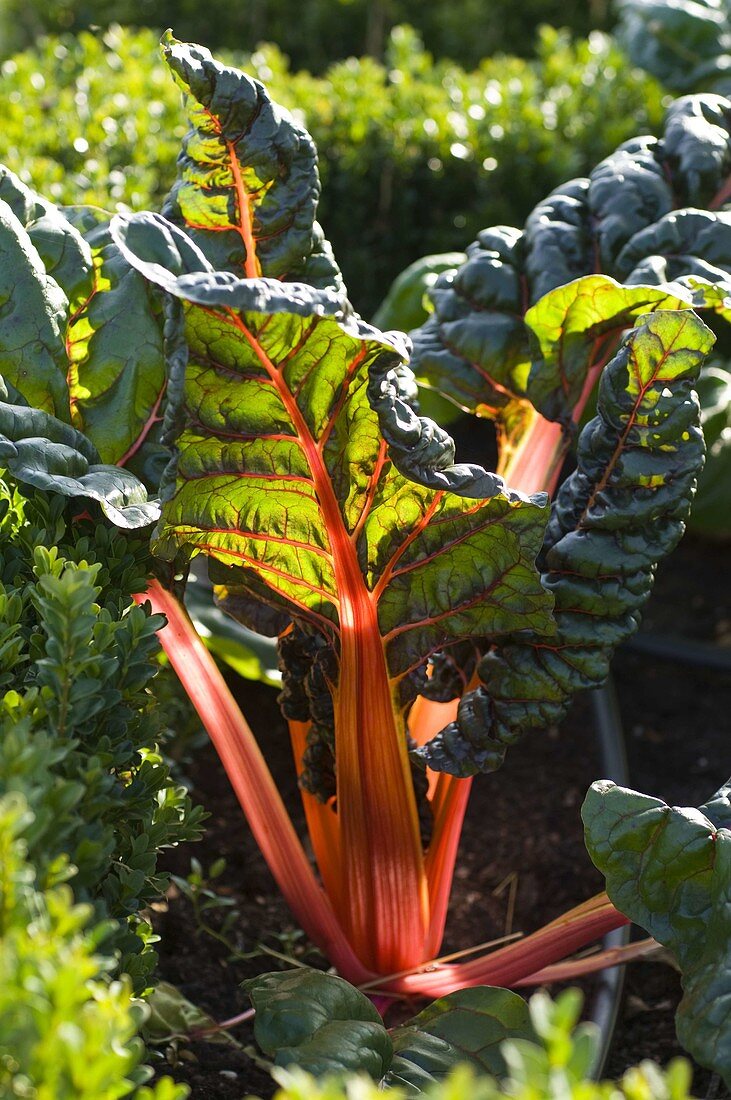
[151,534,731,1099]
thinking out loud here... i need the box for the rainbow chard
[0,35,723,1003]
[110,211,555,978]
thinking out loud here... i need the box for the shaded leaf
[244,970,392,1079]
[687,360,731,537]
[0,199,69,420]
[0,379,159,528]
[0,165,93,302]
[583,777,731,1087]
[386,987,533,1091]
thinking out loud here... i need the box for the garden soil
[151,534,731,1099]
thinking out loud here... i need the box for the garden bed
[151,533,731,1098]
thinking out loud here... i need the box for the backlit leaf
[418,310,714,775]
[161,33,342,291]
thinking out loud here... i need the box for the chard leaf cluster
[242,970,696,1097]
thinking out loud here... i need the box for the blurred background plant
[0,23,665,315]
[0,0,613,70]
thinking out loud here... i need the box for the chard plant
[2,33,731,1082]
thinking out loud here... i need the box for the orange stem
[382,894,628,997]
[138,579,370,983]
[513,936,656,986]
[287,719,343,917]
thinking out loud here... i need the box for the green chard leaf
[244,970,393,1079]
[160,32,342,292]
[583,777,731,1087]
[0,164,93,302]
[0,167,168,479]
[0,379,159,528]
[418,310,714,776]
[111,209,553,693]
[63,216,167,474]
[245,969,535,1090]
[386,987,533,1091]
[409,93,731,428]
[688,360,731,537]
[618,1,731,98]
[0,198,70,420]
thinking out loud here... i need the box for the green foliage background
[0,0,614,71]
[0,24,666,314]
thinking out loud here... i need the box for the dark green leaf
[0,380,159,528]
[0,164,93,302]
[618,2,731,96]
[244,969,392,1079]
[687,360,731,537]
[386,987,533,1091]
[583,777,731,1087]
[419,310,714,775]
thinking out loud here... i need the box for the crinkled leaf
[0,380,159,528]
[617,2,731,95]
[410,228,528,417]
[583,778,731,1087]
[409,94,731,425]
[385,987,533,1091]
[659,95,731,203]
[616,209,731,285]
[419,310,714,775]
[688,360,731,537]
[111,212,553,695]
[523,274,719,424]
[161,32,342,292]
[0,199,69,420]
[244,970,392,1079]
